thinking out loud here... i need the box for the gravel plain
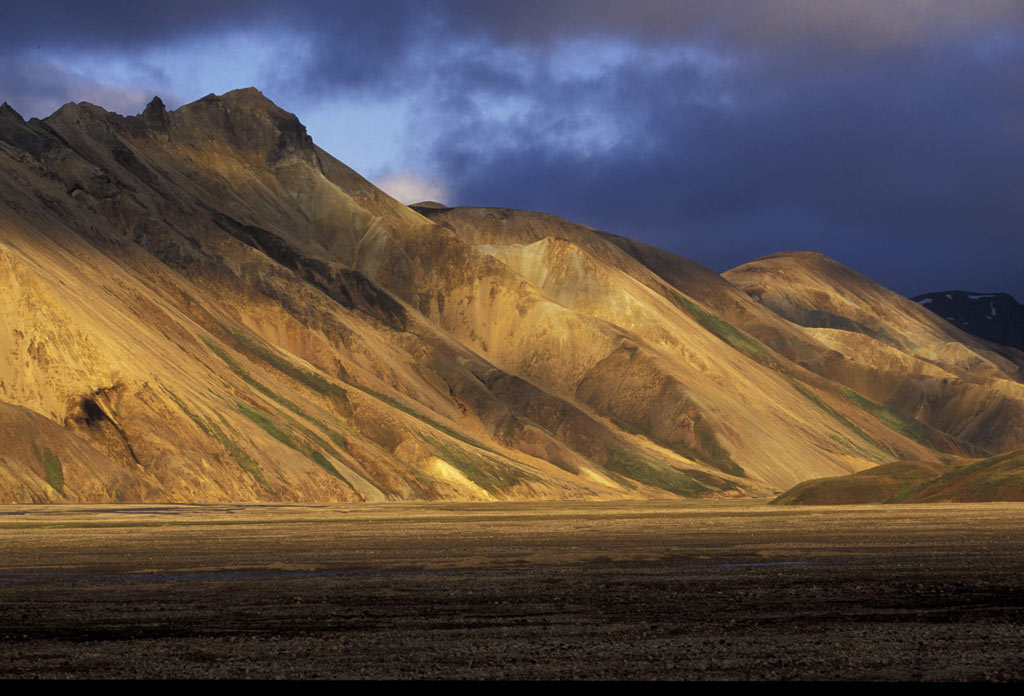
[2,500,1024,680]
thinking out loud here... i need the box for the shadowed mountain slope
[0,89,1020,502]
[774,450,1024,505]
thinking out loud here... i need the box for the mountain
[0,88,1022,503]
[912,291,1024,353]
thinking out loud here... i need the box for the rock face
[912,291,1024,353]
[0,88,1022,503]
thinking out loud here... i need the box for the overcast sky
[2,1,1023,299]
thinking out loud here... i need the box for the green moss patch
[202,336,300,412]
[906,450,1024,503]
[208,325,503,464]
[201,336,351,454]
[774,459,966,505]
[32,443,63,495]
[236,401,297,449]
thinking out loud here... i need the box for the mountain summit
[0,89,1021,503]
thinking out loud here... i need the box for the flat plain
[2,501,1024,680]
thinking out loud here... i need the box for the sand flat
[2,501,1024,679]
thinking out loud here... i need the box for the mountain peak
[191,87,281,116]
[140,96,169,130]
[221,86,270,101]
[0,101,53,156]
[172,88,316,167]
[0,102,24,122]
[144,95,166,114]
[409,200,451,213]
[757,250,832,263]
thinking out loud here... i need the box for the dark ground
[2,501,1024,680]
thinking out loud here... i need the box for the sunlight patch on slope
[427,457,494,501]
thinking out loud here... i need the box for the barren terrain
[2,502,1024,680]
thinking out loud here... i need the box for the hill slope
[725,251,1024,455]
[774,450,1024,504]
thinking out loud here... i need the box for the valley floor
[2,501,1024,680]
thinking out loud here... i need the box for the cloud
[0,54,154,117]
[374,170,449,205]
[392,7,1024,298]
[3,1,1024,298]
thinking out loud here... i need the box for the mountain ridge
[0,87,1020,503]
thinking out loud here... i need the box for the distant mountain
[912,291,1024,352]
[0,88,1022,502]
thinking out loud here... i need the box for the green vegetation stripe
[669,290,777,367]
[202,335,309,417]
[235,400,352,487]
[211,324,496,460]
[201,336,351,457]
[218,324,350,413]
[789,380,889,457]
[424,435,526,494]
[838,386,934,448]
[164,387,267,485]
[910,450,1024,501]
[604,446,710,498]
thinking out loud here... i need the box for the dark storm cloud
[3,1,1024,297]
[0,1,275,48]
[433,36,1024,297]
[409,3,1024,299]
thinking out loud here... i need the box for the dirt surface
[2,501,1024,680]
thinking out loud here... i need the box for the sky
[2,1,1023,300]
